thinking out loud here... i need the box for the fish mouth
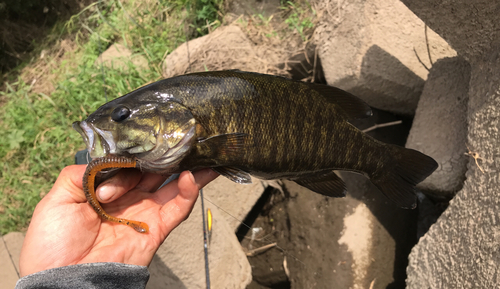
[72,121,114,159]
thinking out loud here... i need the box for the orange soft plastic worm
[83,156,149,233]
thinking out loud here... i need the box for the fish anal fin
[306,83,372,120]
[292,171,347,198]
[212,167,252,184]
[372,175,417,209]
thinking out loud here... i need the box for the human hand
[19,165,218,277]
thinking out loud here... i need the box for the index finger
[152,169,219,206]
[156,169,218,236]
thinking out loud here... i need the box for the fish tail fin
[370,146,438,209]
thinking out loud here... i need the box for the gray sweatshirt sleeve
[15,262,149,289]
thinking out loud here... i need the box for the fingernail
[98,185,115,201]
[188,171,196,184]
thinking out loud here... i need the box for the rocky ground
[168,0,497,288]
[156,0,472,287]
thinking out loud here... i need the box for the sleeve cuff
[15,262,149,289]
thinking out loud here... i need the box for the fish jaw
[72,121,113,158]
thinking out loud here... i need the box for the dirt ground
[0,0,94,75]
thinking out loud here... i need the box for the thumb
[48,165,88,204]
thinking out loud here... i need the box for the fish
[73,70,438,210]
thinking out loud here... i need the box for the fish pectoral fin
[292,171,347,198]
[212,167,252,184]
[306,82,372,120]
[198,132,249,158]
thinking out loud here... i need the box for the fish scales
[188,73,378,171]
[176,72,376,176]
[74,70,438,209]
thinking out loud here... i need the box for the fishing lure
[83,156,149,233]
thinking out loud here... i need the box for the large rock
[96,43,148,71]
[406,58,500,288]
[280,174,417,289]
[401,0,500,287]
[406,57,470,196]
[312,0,456,115]
[148,193,253,289]
[162,25,255,77]
[401,1,500,62]
[201,176,265,231]
[163,25,285,78]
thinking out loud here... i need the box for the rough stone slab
[162,32,208,78]
[312,0,456,115]
[400,0,500,62]
[96,43,148,71]
[281,174,417,289]
[163,25,256,78]
[3,232,24,274]
[0,234,21,288]
[406,57,470,196]
[406,54,500,288]
[148,194,252,289]
[202,176,266,231]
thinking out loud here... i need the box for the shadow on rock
[147,254,187,289]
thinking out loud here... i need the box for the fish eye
[111,106,131,122]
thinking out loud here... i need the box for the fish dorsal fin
[306,83,372,119]
[291,171,347,198]
[212,167,252,184]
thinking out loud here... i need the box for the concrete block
[312,0,456,115]
[406,57,470,196]
[3,232,24,274]
[395,1,500,287]
[202,176,266,231]
[401,0,500,62]
[406,51,500,289]
[280,174,417,289]
[0,234,22,288]
[148,194,252,289]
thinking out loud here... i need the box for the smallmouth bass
[73,71,437,230]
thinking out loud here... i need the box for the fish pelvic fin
[291,171,347,198]
[371,146,438,209]
[212,166,252,184]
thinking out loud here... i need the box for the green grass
[236,0,315,42]
[282,1,316,41]
[0,0,224,234]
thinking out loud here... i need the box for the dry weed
[20,38,79,96]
